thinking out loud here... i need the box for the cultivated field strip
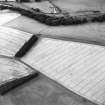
[0,55,38,95]
[0,13,20,25]
[22,38,105,105]
[0,26,32,56]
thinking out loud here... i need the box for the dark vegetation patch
[0,3,105,26]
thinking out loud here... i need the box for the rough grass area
[1,3,105,26]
